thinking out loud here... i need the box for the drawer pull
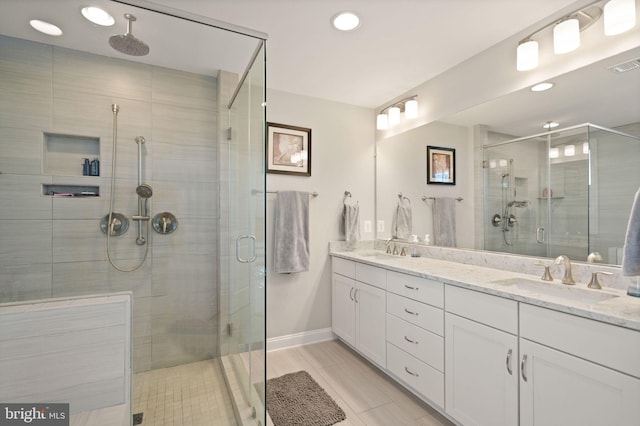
[506,349,513,375]
[404,336,418,344]
[354,289,359,303]
[404,366,419,377]
[404,284,418,291]
[521,354,528,382]
[349,287,354,301]
[404,308,418,316]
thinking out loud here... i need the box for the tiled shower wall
[0,35,221,372]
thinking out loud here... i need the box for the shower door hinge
[226,323,232,336]
[482,160,489,168]
[226,127,232,141]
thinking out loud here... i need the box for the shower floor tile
[133,359,238,426]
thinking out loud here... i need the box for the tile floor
[133,339,454,426]
[267,340,454,426]
[133,359,238,426]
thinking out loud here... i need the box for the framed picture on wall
[427,145,455,185]
[266,122,311,176]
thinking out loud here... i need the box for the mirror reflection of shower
[102,104,151,272]
[491,159,529,246]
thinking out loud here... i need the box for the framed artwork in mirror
[427,145,455,185]
[266,122,311,176]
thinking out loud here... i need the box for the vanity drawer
[355,262,386,289]
[520,304,640,378]
[387,271,443,308]
[332,257,355,279]
[387,292,443,336]
[387,314,444,372]
[445,285,518,334]
[387,342,444,408]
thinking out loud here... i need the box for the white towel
[392,197,412,239]
[341,201,360,248]
[622,187,640,276]
[434,197,457,247]
[273,191,309,274]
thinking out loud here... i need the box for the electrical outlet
[377,220,385,232]
[364,220,372,233]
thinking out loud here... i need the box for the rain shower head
[136,184,153,199]
[109,14,149,57]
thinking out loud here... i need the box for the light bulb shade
[554,18,580,54]
[549,147,560,158]
[604,0,636,35]
[583,142,589,154]
[517,40,539,71]
[388,106,401,125]
[564,144,576,156]
[404,99,418,119]
[376,113,389,130]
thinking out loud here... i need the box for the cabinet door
[355,282,386,368]
[445,313,518,426]
[332,273,356,346]
[520,338,640,426]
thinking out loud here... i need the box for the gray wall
[0,35,219,372]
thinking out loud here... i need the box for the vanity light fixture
[29,19,63,36]
[376,95,419,130]
[604,0,636,35]
[516,0,635,71]
[531,82,555,92]
[331,11,360,31]
[549,147,560,158]
[81,6,115,26]
[554,18,581,54]
[564,144,576,156]
[583,142,590,154]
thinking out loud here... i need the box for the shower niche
[43,133,100,177]
[42,132,100,197]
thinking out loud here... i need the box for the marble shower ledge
[329,241,640,331]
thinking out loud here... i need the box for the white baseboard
[267,328,335,352]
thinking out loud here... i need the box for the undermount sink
[490,278,619,305]
[356,250,397,259]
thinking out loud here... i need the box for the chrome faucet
[385,238,394,254]
[554,255,575,285]
[587,252,603,263]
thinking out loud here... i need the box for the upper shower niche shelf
[43,133,100,176]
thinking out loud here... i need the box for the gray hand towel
[622,187,640,276]
[434,197,457,247]
[341,201,360,248]
[273,191,310,274]
[392,197,412,239]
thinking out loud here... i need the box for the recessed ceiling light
[29,19,63,36]
[81,6,115,26]
[543,121,560,129]
[531,82,555,92]
[332,11,360,31]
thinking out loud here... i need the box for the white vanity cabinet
[519,304,640,426]
[385,271,445,407]
[444,285,519,426]
[331,257,386,368]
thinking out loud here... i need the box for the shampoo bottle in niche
[82,158,90,176]
[410,234,421,257]
[90,158,100,176]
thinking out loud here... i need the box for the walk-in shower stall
[484,123,640,264]
[0,0,266,424]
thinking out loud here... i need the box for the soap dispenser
[410,234,421,257]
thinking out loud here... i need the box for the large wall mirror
[376,44,640,267]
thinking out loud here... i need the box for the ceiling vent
[608,58,640,73]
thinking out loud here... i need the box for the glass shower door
[227,41,266,423]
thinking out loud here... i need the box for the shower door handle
[235,234,257,263]
[536,227,545,243]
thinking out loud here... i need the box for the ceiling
[0,0,637,137]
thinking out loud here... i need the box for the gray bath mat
[266,370,346,426]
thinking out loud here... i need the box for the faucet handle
[587,271,614,289]
[400,246,407,256]
[535,263,554,282]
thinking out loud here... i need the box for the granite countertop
[330,248,640,332]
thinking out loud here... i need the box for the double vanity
[330,242,640,426]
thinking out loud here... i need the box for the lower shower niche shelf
[43,184,99,197]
